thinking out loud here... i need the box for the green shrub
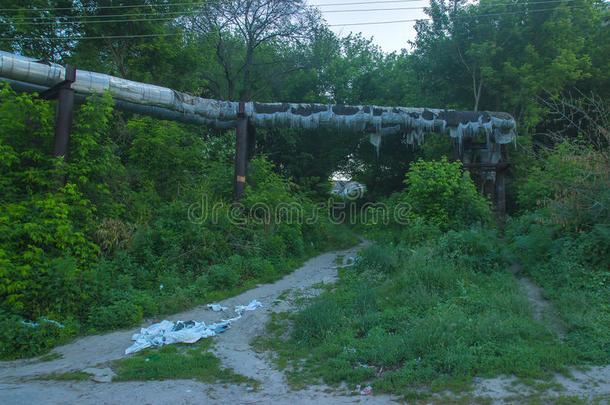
[88,300,143,331]
[360,244,400,274]
[399,217,442,247]
[517,142,609,230]
[208,264,240,290]
[0,313,75,360]
[436,226,505,273]
[277,225,305,257]
[247,257,276,281]
[402,157,491,230]
[129,291,158,318]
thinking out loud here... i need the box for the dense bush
[402,157,491,230]
[517,141,609,231]
[0,88,358,358]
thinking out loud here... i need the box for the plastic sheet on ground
[21,318,64,328]
[125,299,262,354]
[207,303,227,312]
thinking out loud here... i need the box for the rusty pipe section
[0,51,516,146]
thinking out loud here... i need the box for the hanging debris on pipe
[0,51,517,154]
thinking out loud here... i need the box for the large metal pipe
[0,51,517,147]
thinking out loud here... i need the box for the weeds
[257,228,585,397]
[112,339,256,386]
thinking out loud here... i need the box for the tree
[189,0,321,101]
[0,0,79,62]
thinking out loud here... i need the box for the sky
[308,0,430,54]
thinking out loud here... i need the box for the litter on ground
[125,299,262,354]
[207,303,228,312]
[21,318,64,328]
[355,384,373,395]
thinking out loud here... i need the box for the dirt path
[509,263,567,338]
[1,249,608,404]
[0,240,396,405]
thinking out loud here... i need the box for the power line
[0,33,182,41]
[4,16,184,26]
[3,10,193,21]
[329,4,591,25]
[1,0,586,25]
[0,4,592,39]
[0,0,429,13]
[0,2,201,13]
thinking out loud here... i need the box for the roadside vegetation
[112,338,257,386]
[256,133,609,398]
[0,2,607,399]
[0,87,358,359]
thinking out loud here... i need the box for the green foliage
[262,230,580,395]
[517,141,609,230]
[403,157,491,229]
[0,313,76,360]
[293,297,343,346]
[437,226,506,273]
[0,88,358,359]
[88,300,143,332]
[508,219,610,362]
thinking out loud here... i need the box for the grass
[112,338,257,386]
[255,229,587,398]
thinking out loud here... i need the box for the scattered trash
[125,299,263,354]
[207,303,227,312]
[355,384,372,395]
[246,387,255,391]
[235,299,262,312]
[355,362,371,368]
[343,347,357,354]
[21,318,64,328]
[160,284,164,291]
[173,320,196,331]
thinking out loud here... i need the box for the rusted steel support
[235,101,248,201]
[53,66,76,161]
[38,65,76,185]
[247,119,256,163]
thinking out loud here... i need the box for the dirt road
[0,240,397,404]
[1,241,608,404]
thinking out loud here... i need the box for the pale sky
[308,0,430,54]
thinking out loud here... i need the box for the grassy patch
[39,370,93,381]
[112,338,257,386]
[257,229,584,397]
[507,220,610,364]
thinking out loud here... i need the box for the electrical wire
[0,0,592,12]
[0,33,183,41]
[0,4,593,40]
[1,0,587,25]
[0,1,430,13]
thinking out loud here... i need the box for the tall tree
[0,0,79,62]
[189,0,321,101]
